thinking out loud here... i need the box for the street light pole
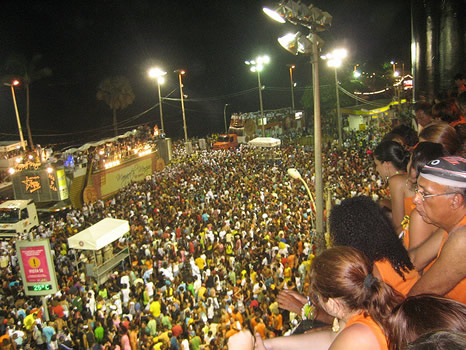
[334,67,342,146]
[4,81,26,151]
[245,55,270,137]
[322,48,347,147]
[223,104,230,133]
[287,64,296,110]
[257,70,266,136]
[263,1,331,252]
[157,80,165,134]
[177,70,188,143]
[148,67,167,135]
[311,42,324,238]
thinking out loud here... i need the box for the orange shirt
[345,312,388,350]
[272,313,283,331]
[404,196,416,217]
[255,322,267,339]
[423,216,466,304]
[374,259,419,297]
[450,116,466,128]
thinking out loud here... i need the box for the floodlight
[278,32,311,55]
[333,49,347,59]
[148,67,167,79]
[327,59,341,68]
[263,7,286,23]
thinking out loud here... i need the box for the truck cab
[0,199,38,240]
[212,134,239,150]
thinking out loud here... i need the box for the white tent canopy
[248,137,281,148]
[68,218,129,250]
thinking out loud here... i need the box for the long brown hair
[419,123,462,155]
[309,246,403,335]
[387,294,466,350]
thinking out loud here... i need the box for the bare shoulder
[445,224,466,246]
[329,323,382,350]
[388,174,406,189]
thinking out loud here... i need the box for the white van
[0,200,38,240]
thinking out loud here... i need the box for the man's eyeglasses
[414,185,459,201]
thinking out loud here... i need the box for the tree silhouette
[96,76,135,136]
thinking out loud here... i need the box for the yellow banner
[100,158,153,197]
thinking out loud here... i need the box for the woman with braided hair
[328,196,419,296]
[228,246,403,350]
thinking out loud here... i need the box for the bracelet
[301,301,315,320]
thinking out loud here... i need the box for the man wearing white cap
[409,156,466,303]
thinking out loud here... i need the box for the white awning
[67,218,129,250]
[248,137,281,148]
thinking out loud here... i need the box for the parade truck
[212,133,240,150]
[0,199,39,240]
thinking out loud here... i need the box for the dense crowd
[0,126,390,350]
[0,88,465,350]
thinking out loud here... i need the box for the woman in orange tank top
[275,196,419,324]
[231,247,403,350]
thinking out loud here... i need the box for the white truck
[0,200,39,240]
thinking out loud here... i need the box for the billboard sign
[12,168,69,202]
[16,239,59,296]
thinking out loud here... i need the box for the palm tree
[96,76,135,136]
[5,54,52,150]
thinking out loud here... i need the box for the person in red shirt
[51,299,65,319]
[171,324,183,338]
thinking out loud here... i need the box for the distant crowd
[0,86,465,350]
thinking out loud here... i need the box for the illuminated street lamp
[287,64,296,110]
[322,48,347,147]
[264,1,332,252]
[245,55,270,136]
[4,80,26,151]
[175,69,188,143]
[390,60,397,74]
[148,67,167,135]
[287,168,316,228]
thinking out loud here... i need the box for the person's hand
[228,330,255,350]
[277,289,308,314]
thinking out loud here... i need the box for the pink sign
[20,246,51,283]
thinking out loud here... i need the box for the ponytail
[374,141,410,171]
[310,246,403,336]
[363,273,403,337]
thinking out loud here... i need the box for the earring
[332,317,340,332]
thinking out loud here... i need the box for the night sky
[0,0,411,149]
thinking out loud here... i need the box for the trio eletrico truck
[212,134,240,150]
[0,199,39,240]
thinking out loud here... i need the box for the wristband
[301,301,315,320]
